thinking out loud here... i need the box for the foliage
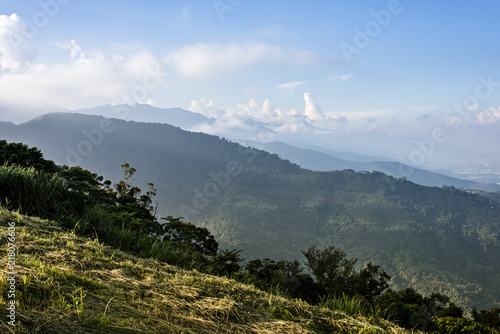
[472,307,500,329]
[0,141,217,273]
[302,244,391,300]
[431,316,486,334]
[245,258,319,302]
[211,248,244,276]
[354,262,391,301]
[0,165,69,218]
[375,288,495,332]
[160,215,218,256]
[0,140,58,173]
[319,293,385,321]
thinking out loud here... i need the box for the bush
[0,165,70,218]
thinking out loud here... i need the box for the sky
[1,0,500,171]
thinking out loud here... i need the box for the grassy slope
[0,209,413,334]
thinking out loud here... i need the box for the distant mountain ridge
[6,103,497,192]
[239,140,500,192]
[1,112,499,311]
[74,103,215,130]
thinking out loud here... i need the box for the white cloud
[304,92,324,122]
[473,107,500,125]
[0,15,166,117]
[57,39,86,60]
[326,73,353,82]
[163,42,321,78]
[0,14,36,74]
[276,80,306,91]
[236,98,279,122]
[0,41,164,115]
[188,93,402,139]
[189,97,224,119]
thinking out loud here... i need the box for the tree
[377,288,467,332]
[354,261,391,301]
[246,258,281,284]
[211,249,243,276]
[302,244,358,297]
[59,166,115,208]
[109,163,160,234]
[273,259,318,302]
[472,307,500,329]
[0,140,58,173]
[160,216,218,256]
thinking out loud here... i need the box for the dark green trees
[244,244,390,304]
[302,244,390,300]
[160,216,218,256]
[0,140,58,173]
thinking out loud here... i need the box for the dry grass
[0,208,417,333]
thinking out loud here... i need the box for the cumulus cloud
[163,42,322,78]
[236,98,279,123]
[189,91,365,137]
[304,92,324,122]
[0,14,36,74]
[473,107,500,125]
[188,90,399,142]
[189,97,224,119]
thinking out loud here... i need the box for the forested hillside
[240,140,500,191]
[1,113,499,310]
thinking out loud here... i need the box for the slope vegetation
[0,208,410,334]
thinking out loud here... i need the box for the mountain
[238,140,500,192]
[1,208,412,333]
[73,103,215,130]
[1,112,499,310]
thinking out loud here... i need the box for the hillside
[238,140,500,192]
[0,208,411,333]
[1,113,500,310]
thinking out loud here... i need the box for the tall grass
[320,293,386,321]
[72,205,213,273]
[0,165,69,218]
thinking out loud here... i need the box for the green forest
[1,139,500,333]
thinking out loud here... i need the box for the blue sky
[1,0,500,168]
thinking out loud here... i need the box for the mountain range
[1,111,499,310]
[5,104,499,191]
[237,140,500,192]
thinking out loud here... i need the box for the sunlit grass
[0,208,416,333]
